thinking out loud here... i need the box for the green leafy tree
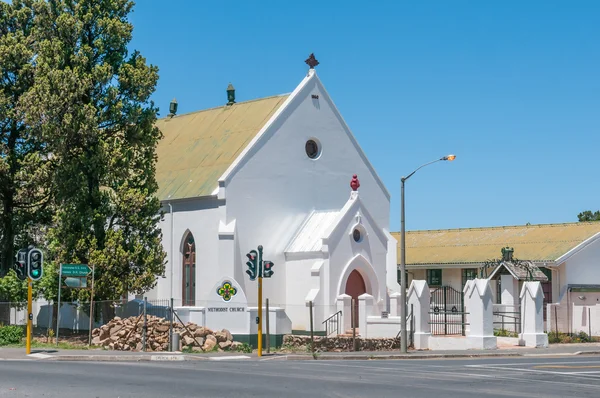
[578,210,600,222]
[22,0,166,316]
[0,1,53,279]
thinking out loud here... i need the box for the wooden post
[309,301,315,355]
[142,297,147,352]
[266,298,270,354]
[589,308,592,339]
[554,305,559,339]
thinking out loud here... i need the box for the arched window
[182,232,196,306]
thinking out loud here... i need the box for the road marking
[208,355,251,361]
[27,353,52,359]
[534,365,600,369]
[150,355,184,361]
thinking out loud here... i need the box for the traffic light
[27,247,43,281]
[245,250,258,280]
[263,260,274,278]
[14,249,27,281]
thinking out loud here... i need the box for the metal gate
[429,286,467,335]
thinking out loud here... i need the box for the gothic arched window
[182,232,196,306]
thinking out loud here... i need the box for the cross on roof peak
[305,53,319,69]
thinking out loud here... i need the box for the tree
[578,210,600,222]
[22,0,166,313]
[0,0,53,279]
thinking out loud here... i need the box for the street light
[400,154,456,353]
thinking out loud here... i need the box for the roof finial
[305,53,319,69]
[350,174,360,191]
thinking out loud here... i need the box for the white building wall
[222,72,390,307]
[564,238,600,286]
[326,203,388,308]
[150,198,223,305]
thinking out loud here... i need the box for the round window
[305,139,320,159]
[353,229,361,242]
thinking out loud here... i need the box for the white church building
[145,55,400,342]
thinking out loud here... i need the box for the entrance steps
[337,329,360,338]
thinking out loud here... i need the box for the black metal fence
[429,286,467,335]
[493,307,521,334]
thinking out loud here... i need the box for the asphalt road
[1,355,600,397]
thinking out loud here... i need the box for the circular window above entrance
[353,229,362,242]
[305,139,321,159]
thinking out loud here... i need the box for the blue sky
[129,0,599,232]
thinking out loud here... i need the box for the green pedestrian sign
[60,264,91,277]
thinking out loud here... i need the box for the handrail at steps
[322,310,342,337]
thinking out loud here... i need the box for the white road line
[302,361,600,388]
[466,360,600,367]
[466,365,600,380]
[208,355,251,361]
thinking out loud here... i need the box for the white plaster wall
[223,72,391,307]
[564,238,600,285]
[149,199,224,306]
[285,258,323,330]
[326,201,388,308]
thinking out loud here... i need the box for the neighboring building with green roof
[392,221,600,336]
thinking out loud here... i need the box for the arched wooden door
[345,270,367,328]
[182,233,196,306]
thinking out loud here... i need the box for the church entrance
[182,232,196,306]
[345,270,366,328]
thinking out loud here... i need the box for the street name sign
[61,264,91,277]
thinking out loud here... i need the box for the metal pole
[56,265,62,345]
[88,264,95,346]
[258,277,263,357]
[266,298,270,354]
[351,299,356,351]
[143,297,147,352]
[169,297,174,351]
[26,279,32,355]
[309,301,315,355]
[400,177,407,353]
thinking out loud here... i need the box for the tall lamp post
[400,154,456,353]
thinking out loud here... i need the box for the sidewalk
[1,343,599,362]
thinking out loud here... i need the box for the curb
[47,354,207,362]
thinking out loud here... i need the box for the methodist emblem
[217,281,237,302]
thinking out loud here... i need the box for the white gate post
[407,280,430,349]
[519,282,548,348]
[358,293,374,338]
[466,279,497,349]
[463,279,474,335]
[336,294,352,334]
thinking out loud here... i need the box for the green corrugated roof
[155,94,289,200]
[391,222,600,265]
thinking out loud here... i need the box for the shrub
[0,325,25,345]
[233,343,252,353]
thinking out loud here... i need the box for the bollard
[172,332,181,352]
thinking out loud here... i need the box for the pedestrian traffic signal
[263,260,274,278]
[27,247,43,281]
